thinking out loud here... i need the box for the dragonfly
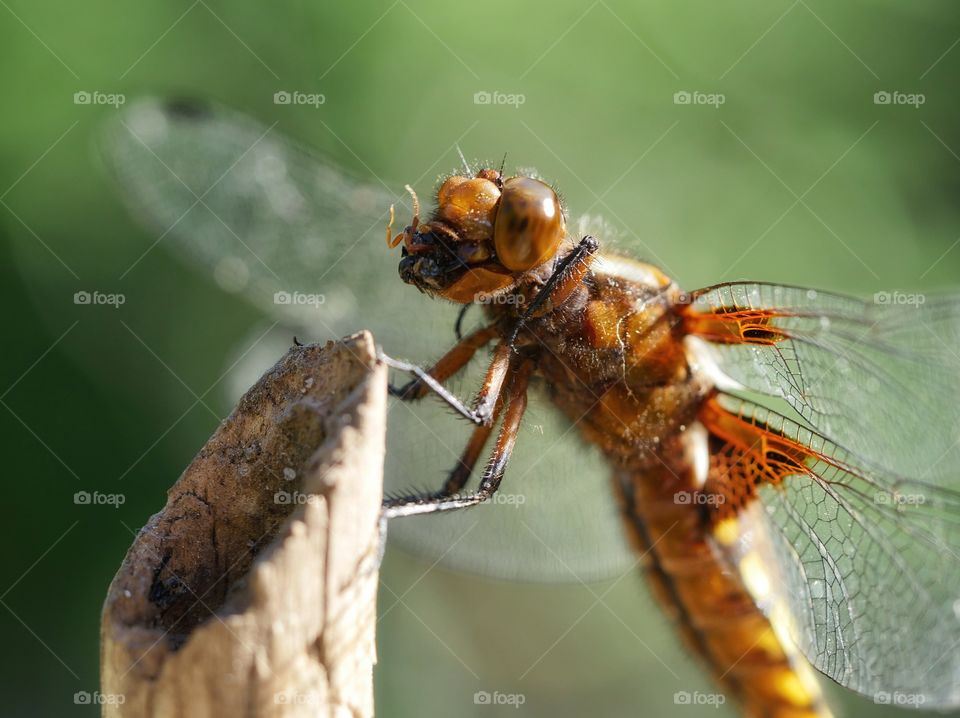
[104,99,960,718]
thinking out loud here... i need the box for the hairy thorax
[490,253,714,468]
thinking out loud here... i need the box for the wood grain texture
[100,331,385,717]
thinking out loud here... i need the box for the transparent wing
[104,97,406,341]
[684,281,960,706]
[103,99,635,582]
[685,282,960,483]
[385,374,635,583]
[709,395,960,707]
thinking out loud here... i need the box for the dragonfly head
[387,169,566,304]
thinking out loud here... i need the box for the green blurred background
[3,1,959,716]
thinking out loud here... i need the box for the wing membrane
[684,282,960,484]
[702,388,960,706]
[687,282,960,704]
[103,98,414,339]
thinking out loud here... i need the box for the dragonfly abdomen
[612,454,833,718]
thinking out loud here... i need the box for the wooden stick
[100,331,385,717]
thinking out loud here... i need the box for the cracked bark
[100,331,385,717]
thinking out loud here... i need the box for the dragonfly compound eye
[493,176,565,271]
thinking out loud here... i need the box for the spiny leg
[383,358,533,518]
[385,323,496,395]
[380,340,514,515]
[383,393,502,515]
[380,336,509,427]
[377,389,502,558]
[381,346,513,515]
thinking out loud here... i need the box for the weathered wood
[100,331,385,717]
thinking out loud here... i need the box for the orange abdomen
[537,259,833,716]
[613,462,832,718]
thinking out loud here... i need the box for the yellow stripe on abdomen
[613,466,833,718]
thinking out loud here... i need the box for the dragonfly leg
[508,235,599,347]
[386,324,498,401]
[383,393,502,517]
[454,303,472,340]
[382,358,532,518]
[380,334,509,427]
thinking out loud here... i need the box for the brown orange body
[487,253,832,718]
[389,165,835,716]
